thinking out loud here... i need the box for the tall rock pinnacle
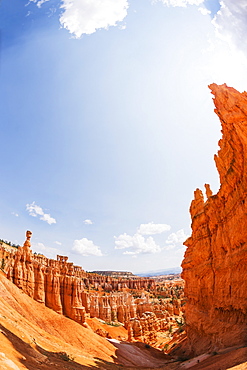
[182,83,247,356]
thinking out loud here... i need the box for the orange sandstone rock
[2,231,181,341]
[182,83,247,356]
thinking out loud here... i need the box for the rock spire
[182,83,247,355]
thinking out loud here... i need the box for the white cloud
[11,212,19,217]
[123,250,137,255]
[115,228,188,255]
[115,232,162,255]
[154,0,247,55]
[153,0,203,7]
[165,229,188,248]
[176,245,187,255]
[37,0,50,7]
[72,238,103,256]
[114,222,172,255]
[137,222,171,235]
[27,0,50,5]
[198,6,211,15]
[54,241,62,245]
[26,202,56,225]
[119,24,127,30]
[32,242,62,259]
[40,213,56,224]
[83,219,93,225]
[59,0,129,38]
[212,1,247,53]
[165,244,177,251]
[114,232,133,249]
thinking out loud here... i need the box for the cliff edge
[182,83,247,356]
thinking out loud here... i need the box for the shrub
[1,258,5,270]
[59,352,74,362]
[104,321,121,327]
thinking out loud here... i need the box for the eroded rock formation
[0,233,160,328]
[182,83,247,355]
[86,273,155,291]
[126,291,183,347]
[128,312,169,344]
[0,236,185,351]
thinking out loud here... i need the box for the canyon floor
[1,270,247,370]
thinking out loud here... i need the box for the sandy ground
[86,317,128,341]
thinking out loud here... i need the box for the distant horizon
[90,266,182,274]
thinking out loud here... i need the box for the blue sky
[1,0,247,273]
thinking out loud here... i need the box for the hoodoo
[0,230,184,348]
[182,83,247,355]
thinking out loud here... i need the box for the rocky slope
[0,269,116,368]
[2,262,247,370]
[0,269,181,369]
[182,83,247,356]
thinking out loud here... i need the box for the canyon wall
[0,234,157,326]
[0,233,184,348]
[182,83,247,355]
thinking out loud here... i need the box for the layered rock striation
[0,232,184,349]
[0,233,157,326]
[182,83,247,355]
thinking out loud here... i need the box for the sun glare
[207,42,247,92]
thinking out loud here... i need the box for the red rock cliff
[182,83,247,355]
[0,234,158,327]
